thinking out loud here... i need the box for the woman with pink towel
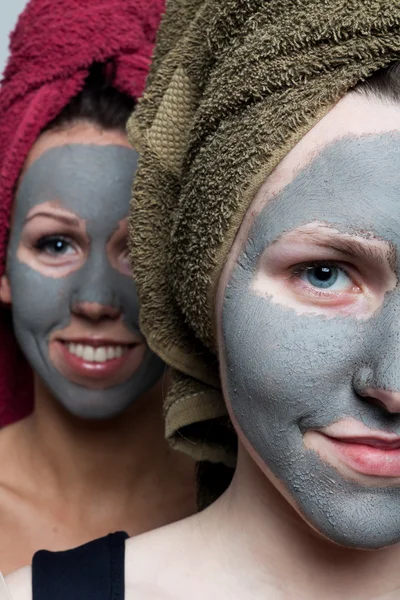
[0,0,195,575]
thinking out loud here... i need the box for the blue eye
[299,265,351,290]
[35,236,74,256]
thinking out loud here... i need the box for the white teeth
[94,347,107,363]
[66,343,128,363]
[83,346,95,362]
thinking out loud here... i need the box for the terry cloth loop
[128,0,400,465]
[0,0,165,426]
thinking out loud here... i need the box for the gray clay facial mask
[8,145,164,419]
[221,133,400,549]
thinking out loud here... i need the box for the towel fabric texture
[0,0,165,426]
[128,0,400,465]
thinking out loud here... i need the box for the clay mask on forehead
[221,133,400,549]
[7,144,164,419]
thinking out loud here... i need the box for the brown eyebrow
[24,211,80,227]
[278,226,397,270]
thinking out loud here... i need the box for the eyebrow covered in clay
[24,210,81,228]
[268,225,397,270]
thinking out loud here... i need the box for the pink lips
[317,421,400,477]
[58,342,135,380]
[325,436,400,477]
[50,338,147,390]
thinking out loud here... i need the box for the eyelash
[290,260,352,280]
[34,234,74,253]
[289,260,359,297]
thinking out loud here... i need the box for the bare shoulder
[5,567,32,600]
[0,422,37,574]
[125,514,207,599]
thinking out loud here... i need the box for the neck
[207,444,400,600]
[15,375,195,532]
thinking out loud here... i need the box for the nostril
[358,388,400,415]
[73,301,120,320]
[353,368,400,414]
[359,395,388,412]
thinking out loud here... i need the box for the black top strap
[32,531,128,600]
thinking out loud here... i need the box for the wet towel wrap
[128,0,400,466]
[0,0,165,426]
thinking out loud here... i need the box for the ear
[0,275,12,305]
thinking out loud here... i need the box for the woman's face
[217,93,400,549]
[0,123,164,419]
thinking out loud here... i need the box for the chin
[312,518,400,550]
[51,386,138,421]
[291,479,400,550]
[244,433,400,552]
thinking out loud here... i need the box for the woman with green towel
[6,0,400,598]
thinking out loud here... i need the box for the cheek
[118,277,141,325]
[221,278,365,427]
[8,259,70,334]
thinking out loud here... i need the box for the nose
[353,295,400,414]
[72,301,120,321]
[356,385,400,414]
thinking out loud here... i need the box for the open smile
[49,337,147,389]
[64,340,133,364]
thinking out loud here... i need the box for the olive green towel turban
[128,0,400,466]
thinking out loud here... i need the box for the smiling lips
[66,341,129,363]
[49,335,146,390]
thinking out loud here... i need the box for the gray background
[0,1,28,77]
